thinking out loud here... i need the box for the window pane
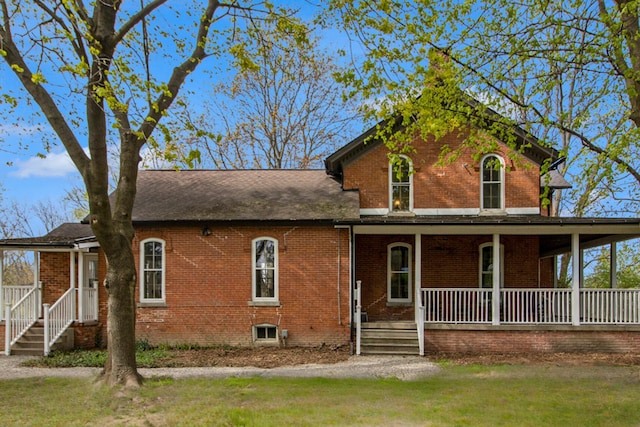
[391,247,408,271]
[255,240,275,267]
[483,183,501,209]
[392,160,410,183]
[391,273,409,298]
[144,271,162,299]
[255,269,275,298]
[481,246,493,288]
[392,185,410,211]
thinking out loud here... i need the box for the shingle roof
[0,223,94,248]
[132,169,360,222]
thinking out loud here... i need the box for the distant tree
[1,0,307,387]
[174,22,360,170]
[583,242,640,289]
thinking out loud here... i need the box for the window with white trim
[390,156,413,212]
[481,154,504,210]
[252,237,278,301]
[388,243,412,302]
[140,238,165,302]
[253,324,278,343]
[479,242,504,288]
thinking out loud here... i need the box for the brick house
[2,119,640,356]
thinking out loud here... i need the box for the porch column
[77,252,84,322]
[571,233,581,325]
[414,233,422,324]
[492,233,501,325]
[34,251,41,317]
[0,250,4,310]
[610,242,618,289]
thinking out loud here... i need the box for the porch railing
[422,288,640,325]
[43,288,76,356]
[2,285,34,308]
[4,286,40,355]
[80,288,99,322]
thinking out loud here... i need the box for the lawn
[1,363,639,426]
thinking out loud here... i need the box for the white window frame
[140,238,166,303]
[479,242,504,288]
[480,154,505,211]
[387,242,412,303]
[252,237,279,302]
[389,156,413,213]
[253,324,279,344]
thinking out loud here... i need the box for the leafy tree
[1,0,306,387]
[170,21,361,169]
[324,0,640,209]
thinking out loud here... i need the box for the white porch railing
[581,289,640,324]
[2,286,34,307]
[421,288,640,325]
[43,288,76,356]
[4,286,40,355]
[80,288,99,322]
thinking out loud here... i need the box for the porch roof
[0,223,95,250]
[341,215,640,256]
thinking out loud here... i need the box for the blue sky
[0,1,345,233]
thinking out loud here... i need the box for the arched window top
[481,154,505,210]
[387,242,412,303]
[140,238,166,303]
[252,237,279,302]
[389,156,413,213]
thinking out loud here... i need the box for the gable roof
[131,169,360,222]
[325,114,560,179]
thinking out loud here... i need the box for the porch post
[610,242,618,289]
[77,252,84,322]
[34,252,41,318]
[0,250,4,311]
[414,233,422,324]
[492,233,501,325]
[571,233,581,325]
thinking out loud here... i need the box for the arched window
[388,243,412,303]
[252,237,278,301]
[389,156,413,213]
[481,154,504,210]
[140,238,165,302]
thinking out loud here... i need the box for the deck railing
[421,288,640,325]
[2,285,34,308]
[4,286,40,355]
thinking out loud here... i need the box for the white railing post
[43,303,50,356]
[571,233,581,325]
[355,280,361,356]
[417,303,425,356]
[4,303,10,356]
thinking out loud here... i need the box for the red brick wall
[40,252,72,304]
[343,134,541,210]
[132,224,351,347]
[356,235,552,321]
[425,329,640,354]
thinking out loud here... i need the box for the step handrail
[43,287,76,356]
[4,286,40,356]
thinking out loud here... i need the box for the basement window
[253,324,278,344]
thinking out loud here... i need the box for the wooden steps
[10,322,74,356]
[360,321,420,356]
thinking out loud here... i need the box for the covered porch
[348,217,640,355]
[0,223,101,355]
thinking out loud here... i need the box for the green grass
[1,364,640,426]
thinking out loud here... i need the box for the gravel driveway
[0,355,441,381]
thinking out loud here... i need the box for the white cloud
[11,150,78,178]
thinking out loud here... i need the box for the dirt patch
[157,346,640,369]
[161,345,351,369]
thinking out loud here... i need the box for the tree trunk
[97,233,142,387]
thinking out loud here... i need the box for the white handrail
[4,286,39,355]
[43,287,76,356]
